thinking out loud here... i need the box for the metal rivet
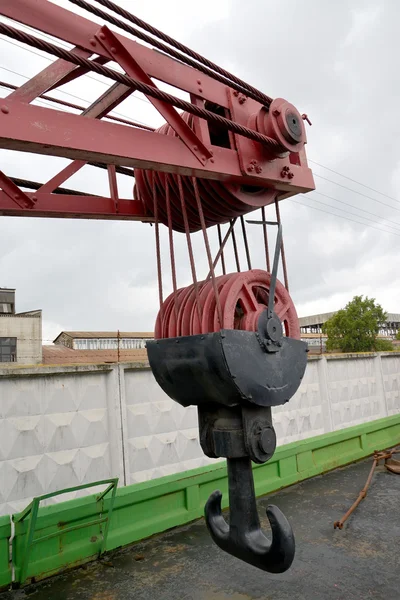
[14,194,20,200]
[198,88,203,93]
[99,32,106,40]
[90,38,96,46]
[32,196,37,202]
[1,106,9,114]
[197,79,201,84]
[111,46,117,53]
[210,158,215,163]
[193,145,198,151]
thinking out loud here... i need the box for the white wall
[0,314,42,364]
[0,353,398,516]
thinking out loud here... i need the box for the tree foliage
[322,296,387,353]
[397,330,400,341]
[374,338,394,352]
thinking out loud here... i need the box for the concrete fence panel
[0,365,123,516]
[381,354,400,416]
[0,353,399,516]
[325,355,388,430]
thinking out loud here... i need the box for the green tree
[397,330,400,341]
[322,296,387,353]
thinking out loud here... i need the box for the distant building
[299,311,400,337]
[299,311,400,354]
[300,332,327,354]
[54,331,153,350]
[41,330,154,365]
[0,288,42,365]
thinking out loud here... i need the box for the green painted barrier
[0,516,11,590]
[11,413,400,586]
[13,479,118,586]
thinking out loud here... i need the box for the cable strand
[88,0,273,106]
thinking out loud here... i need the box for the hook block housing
[147,329,307,409]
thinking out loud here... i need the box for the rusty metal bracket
[333,446,400,530]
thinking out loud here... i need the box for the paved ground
[4,458,400,600]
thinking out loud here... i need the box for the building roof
[42,345,149,365]
[53,331,154,343]
[299,311,400,327]
[0,310,41,319]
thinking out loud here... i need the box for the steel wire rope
[0,23,279,149]
[83,0,273,106]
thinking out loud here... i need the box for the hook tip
[265,504,295,572]
[205,489,222,515]
[205,490,229,542]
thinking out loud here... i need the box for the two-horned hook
[205,457,295,573]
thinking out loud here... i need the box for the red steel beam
[0,190,150,221]
[0,0,315,221]
[7,47,93,103]
[0,97,243,179]
[46,55,111,94]
[0,98,313,190]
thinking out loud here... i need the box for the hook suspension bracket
[147,222,306,573]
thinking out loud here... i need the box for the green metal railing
[13,478,118,585]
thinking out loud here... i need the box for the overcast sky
[0,0,399,343]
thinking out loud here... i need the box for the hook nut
[258,427,276,455]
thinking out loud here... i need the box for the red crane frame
[0,0,314,223]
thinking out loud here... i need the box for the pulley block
[155,269,300,339]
